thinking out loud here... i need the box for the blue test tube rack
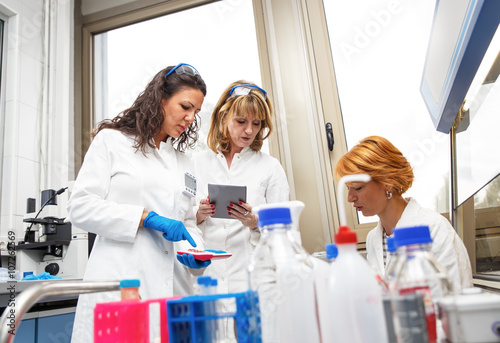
[166,290,262,343]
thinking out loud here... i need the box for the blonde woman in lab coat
[334,135,473,293]
[67,64,210,342]
[194,81,290,338]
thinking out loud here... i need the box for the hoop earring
[386,190,393,200]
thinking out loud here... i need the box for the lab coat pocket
[177,192,192,220]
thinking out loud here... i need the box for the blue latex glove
[177,253,211,269]
[143,211,196,247]
[22,272,62,281]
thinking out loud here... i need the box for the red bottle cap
[335,225,358,244]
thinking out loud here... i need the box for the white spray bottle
[328,174,389,343]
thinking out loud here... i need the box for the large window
[458,45,500,278]
[323,0,451,224]
[93,0,264,155]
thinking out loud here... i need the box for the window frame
[0,15,6,212]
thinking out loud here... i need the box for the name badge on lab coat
[183,172,196,197]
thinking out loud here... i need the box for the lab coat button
[165,251,169,254]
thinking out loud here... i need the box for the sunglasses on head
[166,63,200,78]
[228,84,267,100]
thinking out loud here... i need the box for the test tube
[119,279,141,300]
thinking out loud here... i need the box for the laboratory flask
[328,224,389,343]
[391,225,454,343]
[248,206,321,343]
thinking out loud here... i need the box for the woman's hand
[142,211,196,246]
[227,201,258,229]
[196,196,215,224]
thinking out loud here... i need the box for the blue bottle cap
[257,207,292,227]
[325,243,338,259]
[120,279,140,288]
[393,226,432,247]
[386,236,397,252]
[197,276,211,286]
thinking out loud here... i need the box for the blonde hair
[207,80,273,153]
[334,136,414,195]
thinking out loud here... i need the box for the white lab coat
[67,129,204,343]
[193,148,289,327]
[366,197,473,293]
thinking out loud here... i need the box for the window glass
[461,48,500,277]
[93,0,264,155]
[323,0,450,224]
[474,175,500,276]
[456,45,500,206]
[0,19,4,207]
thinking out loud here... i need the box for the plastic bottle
[328,224,389,343]
[385,236,401,282]
[248,207,321,343]
[119,279,140,300]
[325,243,338,262]
[380,236,400,343]
[196,276,221,342]
[391,225,454,343]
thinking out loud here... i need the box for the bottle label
[400,286,436,342]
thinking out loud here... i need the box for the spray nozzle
[337,174,371,227]
[335,174,371,245]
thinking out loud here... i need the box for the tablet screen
[208,184,247,219]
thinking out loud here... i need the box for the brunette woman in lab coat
[194,81,290,338]
[67,64,210,342]
[334,135,473,293]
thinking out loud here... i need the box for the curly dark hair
[93,65,207,153]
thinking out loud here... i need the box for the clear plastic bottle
[328,225,389,343]
[385,236,401,282]
[196,276,221,342]
[380,236,400,343]
[391,225,454,343]
[248,207,320,343]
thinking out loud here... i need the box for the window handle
[326,123,334,151]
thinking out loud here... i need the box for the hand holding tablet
[208,184,247,219]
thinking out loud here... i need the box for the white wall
[0,0,74,242]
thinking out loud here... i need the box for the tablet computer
[208,184,247,219]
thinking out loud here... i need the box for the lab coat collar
[371,197,414,274]
[158,137,175,150]
[237,146,253,156]
[217,146,253,157]
[154,137,177,170]
[394,197,417,229]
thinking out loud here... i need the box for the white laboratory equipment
[437,287,500,343]
[15,188,89,279]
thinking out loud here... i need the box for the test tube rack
[167,290,262,343]
[93,291,261,342]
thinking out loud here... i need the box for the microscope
[16,188,88,279]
